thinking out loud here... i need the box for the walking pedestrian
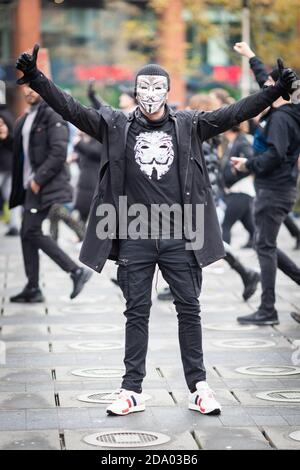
[9,85,92,303]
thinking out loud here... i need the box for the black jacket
[247,56,300,190]
[74,137,102,220]
[0,105,14,173]
[246,104,300,190]
[29,72,283,273]
[10,100,73,210]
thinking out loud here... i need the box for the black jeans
[21,207,78,288]
[254,188,300,313]
[222,193,255,245]
[117,238,205,394]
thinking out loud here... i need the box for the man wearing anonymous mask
[16,45,297,417]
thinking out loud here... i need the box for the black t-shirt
[124,107,183,238]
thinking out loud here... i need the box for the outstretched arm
[16,44,105,142]
[234,42,269,88]
[198,59,297,141]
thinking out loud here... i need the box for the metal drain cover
[203,323,257,331]
[213,339,275,349]
[236,365,300,376]
[78,390,121,404]
[289,431,300,442]
[256,389,300,403]
[71,368,124,378]
[83,430,170,448]
[68,341,123,351]
[65,324,121,334]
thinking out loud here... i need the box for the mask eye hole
[160,144,167,149]
[141,145,149,149]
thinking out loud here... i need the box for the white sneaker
[106,389,146,416]
[188,381,221,415]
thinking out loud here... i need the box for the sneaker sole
[106,404,146,416]
[188,403,221,415]
[237,319,279,326]
[10,297,45,303]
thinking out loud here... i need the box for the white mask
[136,75,168,114]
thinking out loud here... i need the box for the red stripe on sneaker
[198,398,206,413]
[126,398,132,408]
[122,408,129,414]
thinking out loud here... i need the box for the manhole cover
[203,323,257,331]
[65,325,122,334]
[289,431,300,442]
[213,339,276,349]
[71,368,124,378]
[83,430,170,448]
[256,390,300,403]
[69,341,123,351]
[77,390,152,404]
[236,365,300,376]
[78,390,122,404]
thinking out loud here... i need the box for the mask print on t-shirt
[134,131,174,180]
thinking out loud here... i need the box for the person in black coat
[9,85,92,303]
[234,41,300,250]
[74,132,102,223]
[0,104,20,235]
[232,43,300,325]
[15,44,297,417]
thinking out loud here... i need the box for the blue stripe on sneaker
[195,395,198,405]
[131,395,137,406]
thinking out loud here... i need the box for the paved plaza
[0,219,300,450]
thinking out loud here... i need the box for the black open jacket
[29,71,282,273]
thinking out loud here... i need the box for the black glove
[275,58,297,101]
[16,44,40,85]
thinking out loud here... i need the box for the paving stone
[0,410,26,430]
[5,342,50,354]
[0,430,61,450]
[218,406,256,426]
[262,426,300,449]
[0,325,49,338]
[25,409,59,430]
[0,392,56,409]
[0,368,53,383]
[194,426,271,450]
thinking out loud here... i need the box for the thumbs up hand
[16,44,40,85]
[275,58,298,101]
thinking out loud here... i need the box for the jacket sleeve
[34,110,69,187]
[249,56,269,88]
[29,72,105,142]
[198,85,282,141]
[246,111,287,176]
